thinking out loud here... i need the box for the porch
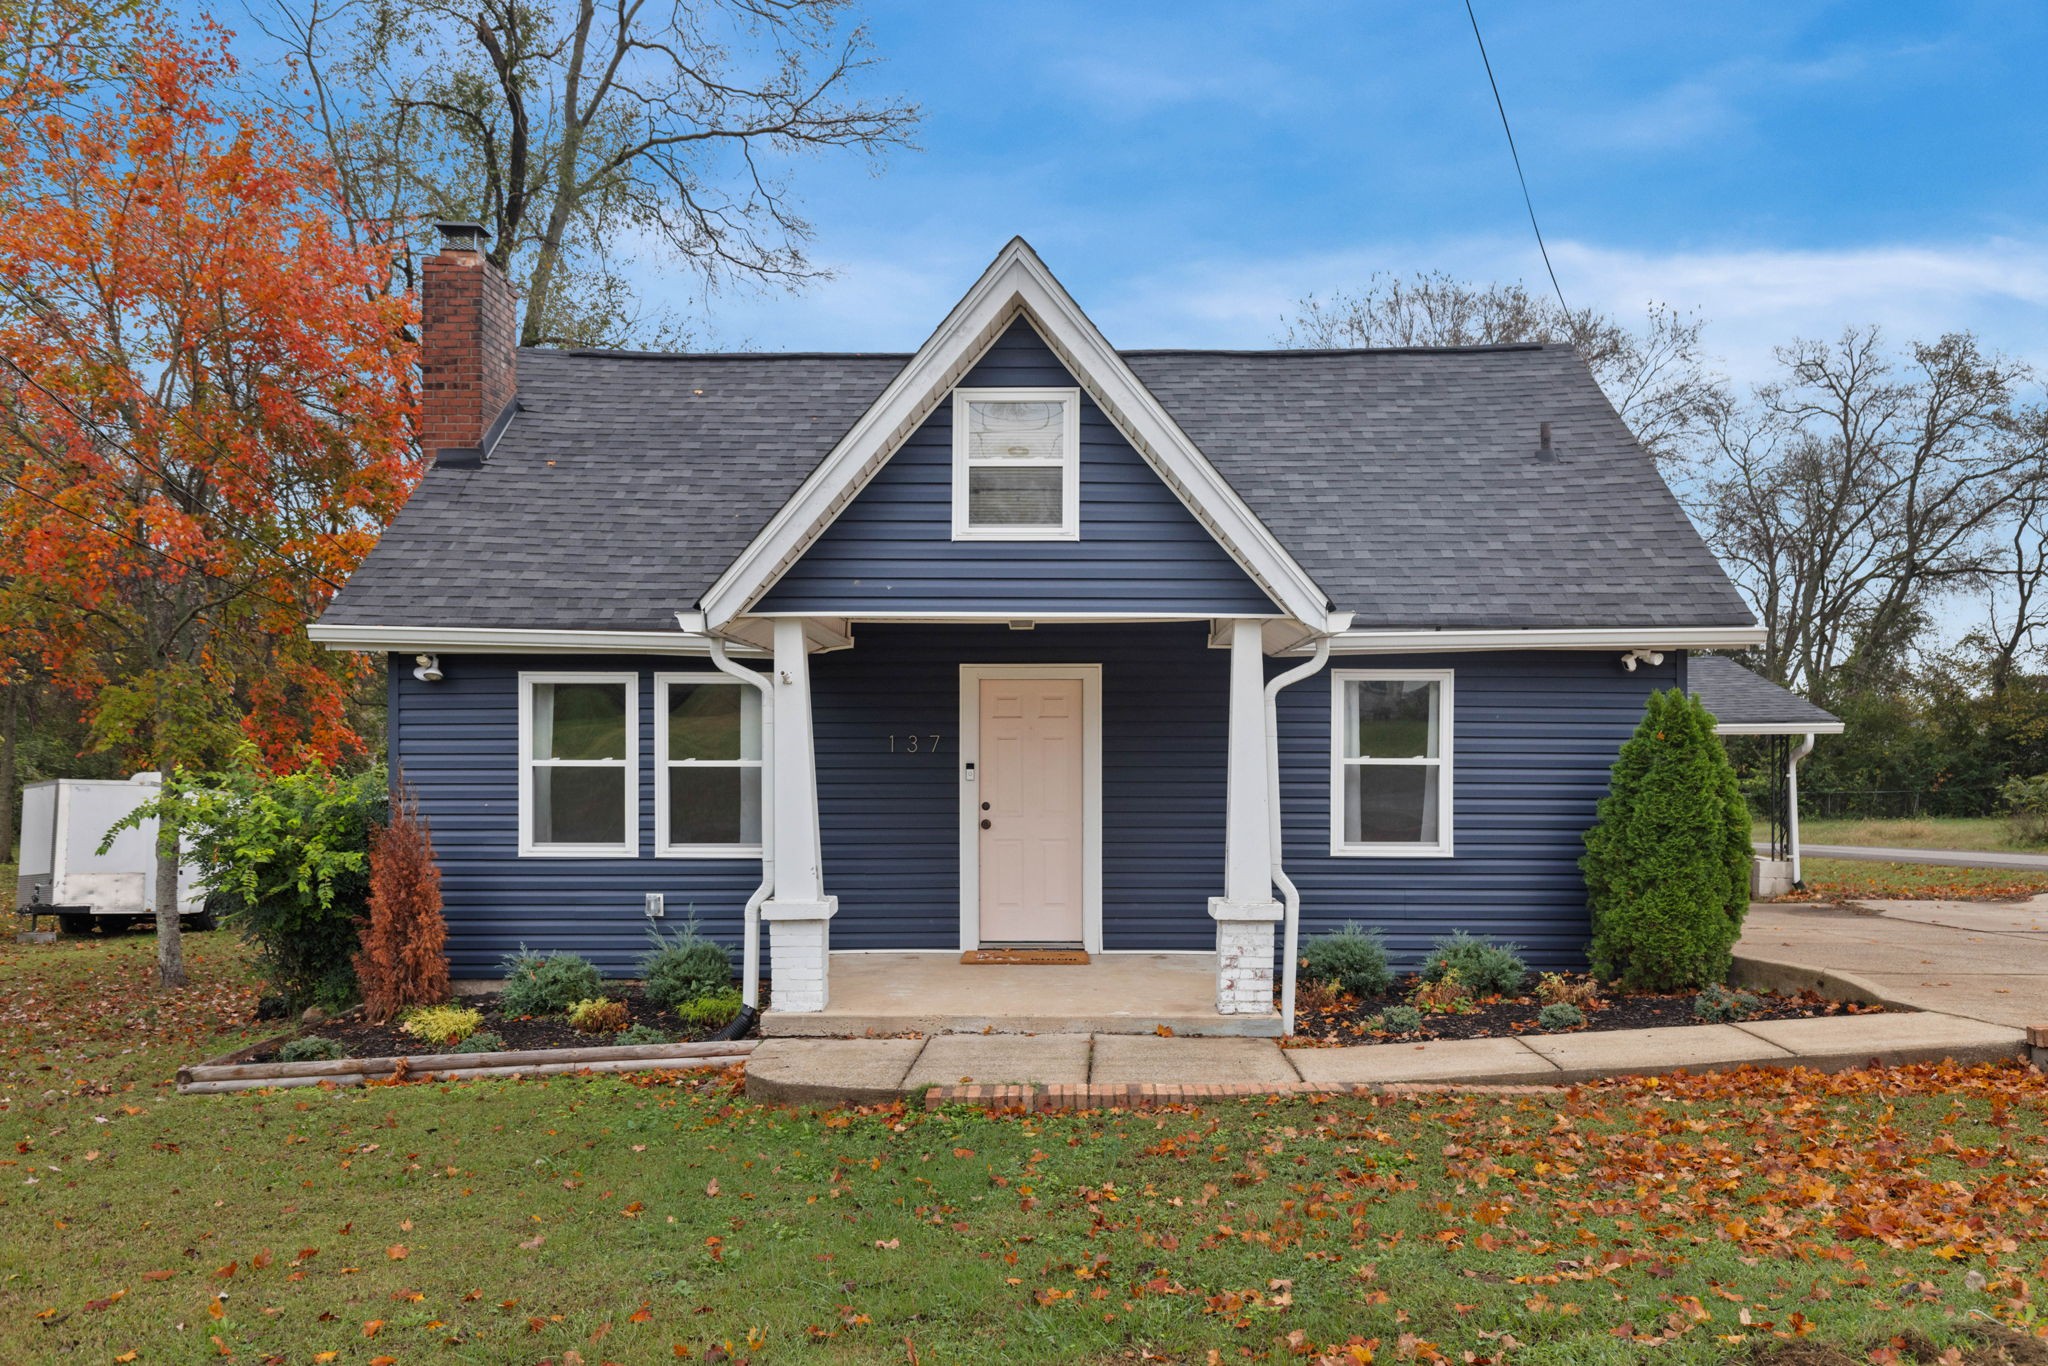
[759,951,1283,1037]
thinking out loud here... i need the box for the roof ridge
[527,340,1567,362]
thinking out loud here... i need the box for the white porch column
[1210,618,1282,1015]
[762,618,836,1011]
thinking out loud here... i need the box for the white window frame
[950,386,1081,541]
[1330,668,1454,858]
[653,671,766,859]
[517,671,639,858]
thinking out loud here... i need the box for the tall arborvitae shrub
[1581,688,1752,990]
[355,787,449,1023]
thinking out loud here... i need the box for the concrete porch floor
[760,951,1283,1037]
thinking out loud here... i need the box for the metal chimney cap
[434,220,490,251]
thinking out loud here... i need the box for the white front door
[975,675,1086,944]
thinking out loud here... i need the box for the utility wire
[1463,0,1573,318]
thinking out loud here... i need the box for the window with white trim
[951,387,1080,540]
[520,673,638,856]
[1331,670,1453,856]
[655,673,764,856]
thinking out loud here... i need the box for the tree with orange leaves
[0,6,418,986]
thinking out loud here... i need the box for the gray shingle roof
[1688,655,1842,732]
[321,341,1756,633]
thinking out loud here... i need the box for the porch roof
[1690,655,1843,735]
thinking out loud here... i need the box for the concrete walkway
[744,1009,2027,1106]
[1799,843,2048,871]
[1734,896,2048,1029]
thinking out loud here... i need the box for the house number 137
[887,734,943,754]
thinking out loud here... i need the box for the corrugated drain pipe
[1266,636,1332,1032]
[704,633,772,1040]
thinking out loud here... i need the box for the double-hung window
[1331,669,1453,856]
[654,674,765,857]
[950,387,1080,540]
[520,673,638,856]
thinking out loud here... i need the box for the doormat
[960,947,1090,966]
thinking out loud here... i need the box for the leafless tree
[1281,272,1728,465]
[255,0,920,348]
[1698,327,2048,701]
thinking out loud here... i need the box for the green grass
[1789,857,2048,902]
[1754,815,2047,853]
[2,938,2046,1364]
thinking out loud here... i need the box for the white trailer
[15,774,208,934]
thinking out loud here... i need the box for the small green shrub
[454,1031,505,1055]
[671,989,743,1029]
[1374,1005,1425,1035]
[641,924,734,1009]
[1691,984,1762,1023]
[1299,924,1394,998]
[1582,689,1752,990]
[499,947,603,1016]
[567,997,630,1033]
[1537,1002,1586,1031]
[1999,773,2048,845]
[1420,931,1527,997]
[279,1036,348,1063]
[400,1003,484,1046]
[616,1023,672,1046]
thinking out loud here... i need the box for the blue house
[313,228,1807,1035]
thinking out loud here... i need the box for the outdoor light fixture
[1619,649,1665,672]
[413,653,443,683]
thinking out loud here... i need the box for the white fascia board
[1710,721,1846,736]
[1314,625,1768,654]
[695,237,1333,629]
[305,623,766,657]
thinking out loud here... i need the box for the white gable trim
[697,238,1336,631]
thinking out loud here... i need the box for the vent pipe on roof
[1536,421,1556,461]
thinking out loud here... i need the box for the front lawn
[3,937,2046,1365]
[1756,816,2048,855]
[1787,857,2048,902]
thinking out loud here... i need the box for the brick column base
[1209,901,1280,1015]
[765,905,834,1013]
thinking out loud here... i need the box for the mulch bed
[249,986,743,1063]
[1288,972,1884,1048]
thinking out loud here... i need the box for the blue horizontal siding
[394,641,1668,976]
[813,623,1226,951]
[756,319,1276,615]
[1281,650,1675,969]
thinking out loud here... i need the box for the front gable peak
[697,239,1335,630]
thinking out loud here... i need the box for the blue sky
[217,0,2048,386]
[641,0,2048,388]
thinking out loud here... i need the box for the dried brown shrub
[354,786,449,1023]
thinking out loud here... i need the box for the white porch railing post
[762,618,835,1011]
[1210,618,1282,1015]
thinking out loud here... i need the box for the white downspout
[1266,636,1333,1031]
[1788,732,1816,886]
[706,637,773,1013]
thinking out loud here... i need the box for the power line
[1463,0,1573,318]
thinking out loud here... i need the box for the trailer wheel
[183,910,218,932]
[57,912,92,936]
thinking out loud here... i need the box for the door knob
[979,818,992,830]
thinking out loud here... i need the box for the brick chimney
[420,221,517,465]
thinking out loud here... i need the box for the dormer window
[951,387,1080,540]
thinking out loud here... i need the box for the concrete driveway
[1736,896,2048,1029]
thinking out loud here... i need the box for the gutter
[1264,636,1333,1031]
[1788,732,1816,886]
[686,612,773,1036]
